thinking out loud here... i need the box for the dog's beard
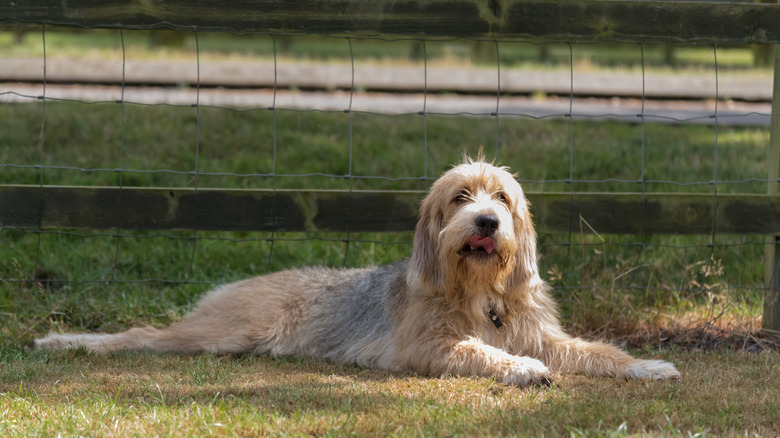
[457,247,511,288]
[443,233,516,296]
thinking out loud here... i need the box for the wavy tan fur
[36,160,680,385]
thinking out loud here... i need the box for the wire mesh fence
[1,3,778,335]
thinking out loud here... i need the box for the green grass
[0,27,768,72]
[1,102,770,192]
[0,95,776,434]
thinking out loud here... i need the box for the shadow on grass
[0,346,421,415]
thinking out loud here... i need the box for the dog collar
[488,307,507,334]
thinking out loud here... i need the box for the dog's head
[409,159,539,298]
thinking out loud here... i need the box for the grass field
[1,85,779,434]
[1,348,778,436]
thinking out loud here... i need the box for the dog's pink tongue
[468,235,495,254]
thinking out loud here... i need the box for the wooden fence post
[764,42,780,332]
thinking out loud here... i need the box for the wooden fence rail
[2,0,780,44]
[1,0,779,329]
[3,185,780,235]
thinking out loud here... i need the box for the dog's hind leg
[36,324,255,354]
[35,310,259,355]
[34,276,290,354]
[36,327,177,353]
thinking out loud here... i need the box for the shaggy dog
[36,159,680,385]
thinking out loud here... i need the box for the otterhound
[36,159,680,385]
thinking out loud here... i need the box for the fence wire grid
[0,24,775,316]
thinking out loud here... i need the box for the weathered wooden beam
[0,186,420,233]
[3,185,780,235]
[1,0,779,44]
[531,192,780,236]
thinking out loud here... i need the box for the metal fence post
[764,42,780,332]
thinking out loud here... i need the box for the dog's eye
[453,190,471,204]
[495,191,509,204]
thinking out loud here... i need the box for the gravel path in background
[2,83,769,126]
[1,57,772,126]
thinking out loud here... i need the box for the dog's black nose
[475,214,499,236]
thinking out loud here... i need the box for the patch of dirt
[574,316,780,353]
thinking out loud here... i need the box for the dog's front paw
[624,359,681,380]
[504,357,553,387]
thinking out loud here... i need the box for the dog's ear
[408,192,444,293]
[507,196,540,289]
